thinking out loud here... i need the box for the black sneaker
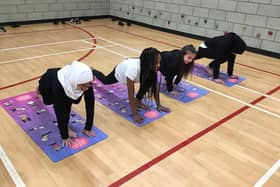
[118,21,124,26]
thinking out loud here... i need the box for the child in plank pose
[195,32,246,84]
[94,47,170,124]
[159,45,197,96]
[38,61,95,147]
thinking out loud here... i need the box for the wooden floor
[0,19,279,187]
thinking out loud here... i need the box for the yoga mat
[93,79,170,127]
[0,91,108,162]
[159,76,209,103]
[193,63,245,86]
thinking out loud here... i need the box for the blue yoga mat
[159,75,209,102]
[0,91,108,162]
[193,63,246,87]
[93,79,170,127]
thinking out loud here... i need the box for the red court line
[0,26,97,91]
[0,76,41,90]
[67,24,97,61]
[100,25,280,77]
[109,85,280,187]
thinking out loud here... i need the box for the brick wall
[0,0,109,23]
[0,0,279,54]
[110,0,280,54]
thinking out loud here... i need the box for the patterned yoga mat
[193,63,245,86]
[159,73,209,103]
[93,79,170,127]
[0,91,108,162]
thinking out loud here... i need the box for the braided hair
[139,47,160,98]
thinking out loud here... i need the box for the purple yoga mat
[193,63,245,86]
[158,73,209,102]
[0,91,108,162]
[93,79,170,127]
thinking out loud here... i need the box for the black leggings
[94,68,118,84]
[196,47,236,79]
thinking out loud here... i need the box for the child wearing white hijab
[38,61,95,147]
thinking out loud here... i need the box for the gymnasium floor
[0,18,279,187]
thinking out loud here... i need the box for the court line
[0,25,97,90]
[236,85,280,102]
[109,85,280,187]
[0,43,119,90]
[97,36,143,53]
[82,40,130,58]
[254,160,280,187]
[186,80,280,118]
[99,25,280,77]
[0,36,132,52]
[0,44,118,65]
[0,146,26,187]
[0,38,96,52]
[236,63,280,77]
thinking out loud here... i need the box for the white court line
[236,85,280,102]
[185,80,280,119]
[0,146,26,187]
[0,37,96,52]
[254,160,280,187]
[95,37,280,119]
[97,36,142,53]
[82,40,130,58]
[0,36,122,52]
[0,44,118,65]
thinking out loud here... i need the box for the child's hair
[180,44,197,78]
[139,47,160,98]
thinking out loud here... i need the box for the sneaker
[70,18,74,24]
[0,27,6,32]
[118,21,125,26]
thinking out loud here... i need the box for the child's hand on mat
[169,90,180,96]
[157,105,170,112]
[63,138,73,147]
[133,114,144,124]
[229,75,238,79]
[83,130,96,137]
[214,78,224,84]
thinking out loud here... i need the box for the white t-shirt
[115,58,140,84]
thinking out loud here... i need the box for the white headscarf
[58,61,93,100]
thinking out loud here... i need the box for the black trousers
[196,47,236,79]
[94,68,118,84]
[94,68,154,100]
